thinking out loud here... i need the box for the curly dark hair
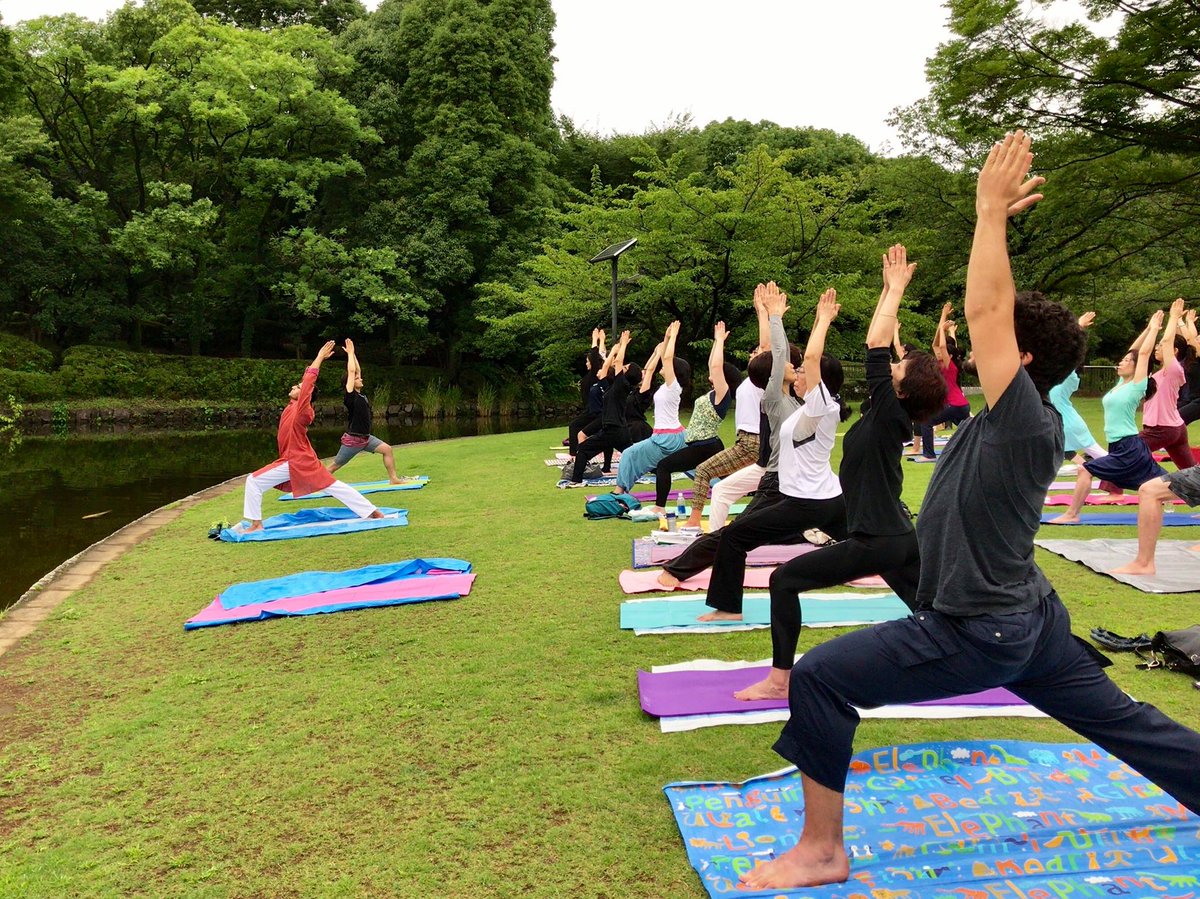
[747,343,803,389]
[1014,291,1087,395]
[896,350,947,423]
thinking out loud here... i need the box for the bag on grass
[584,493,640,520]
[1136,625,1200,677]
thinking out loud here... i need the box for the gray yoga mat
[1035,538,1200,594]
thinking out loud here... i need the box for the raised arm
[802,289,839,396]
[641,342,663,393]
[1159,298,1184,366]
[867,244,915,349]
[753,287,771,354]
[597,329,607,359]
[343,338,360,393]
[708,322,730,404]
[1179,309,1200,356]
[661,321,680,385]
[760,281,790,396]
[892,321,906,360]
[965,130,1045,407]
[299,340,337,406]
[598,330,629,379]
[1135,310,1163,383]
[932,303,952,365]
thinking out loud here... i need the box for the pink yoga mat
[1043,494,1183,506]
[637,666,1028,718]
[187,572,476,628]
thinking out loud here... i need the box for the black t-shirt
[839,347,913,537]
[916,368,1061,616]
[586,381,605,414]
[626,383,653,423]
[344,390,372,437]
[602,372,632,428]
[1180,362,1200,406]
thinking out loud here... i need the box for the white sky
[0,0,1109,153]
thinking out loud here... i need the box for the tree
[189,0,366,33]
[339,0,558,376]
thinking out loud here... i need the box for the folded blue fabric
[219,507,408,543]
[219,558,472,609]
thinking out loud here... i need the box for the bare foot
[1046,513,1080,524]
[1112,560,1155,576]
[739,841,850,889]
[369,510,385,519]
[389,477,406,485]
[1191,544,1200,552]
[734,669,789,701]
[696,610,742,622]
[685,513,703,529]
[244,521,264,533]
[1091,493,1123,505]
[656,572,680,589]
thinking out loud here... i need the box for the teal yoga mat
[278,477,428,501]
[619,592,909,631]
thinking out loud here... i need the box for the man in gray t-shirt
[740,131,1200,893]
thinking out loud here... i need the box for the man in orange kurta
[243,340,382,531]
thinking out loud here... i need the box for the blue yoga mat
[1040,511,1200,526]
[277,477,428,501]
[219,507,408,542]
[218,558,472,609]
[666,740,1199,898]
[619,593,909,630]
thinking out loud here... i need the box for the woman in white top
[613,320,692,493]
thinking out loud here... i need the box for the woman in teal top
[1050,310,1166,523]
[1048,312,1105,461]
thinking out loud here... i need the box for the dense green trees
[0,0,1194,401]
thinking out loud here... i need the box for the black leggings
[919,403,970,458]
[767,531,924,669]
[568,412,599,456]
[654,438,724,507]
[1179,399,1200,426]
[571,426,630,482]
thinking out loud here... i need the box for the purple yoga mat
[186,572,477,628]
[637,666,1027,718]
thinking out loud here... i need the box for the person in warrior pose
[739,131,1200,891]
[1048,311,1106,464]
[734,244,946,700]
[327,338,406,484]
[912,302,971,460]
[244,341,383,531]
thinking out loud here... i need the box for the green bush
[0,332,55,373]
[0,369,56,401]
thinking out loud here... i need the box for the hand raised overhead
[977,130,1045,218]
[713,321,728,342]
[816,288,840,322]
[881,244,915,292]
[760,281,789,318]
[1077,311,1096,330]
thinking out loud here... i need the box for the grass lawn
[1,398,1198,898]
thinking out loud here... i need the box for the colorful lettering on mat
[664,741,1200,898]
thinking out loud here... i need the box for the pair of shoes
[1089,627,1152,652]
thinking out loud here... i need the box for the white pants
[708,463,764,530]
[243,462,377,521]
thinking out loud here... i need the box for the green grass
[1,399,1198,898]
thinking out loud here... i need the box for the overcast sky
[0,0,1108,152]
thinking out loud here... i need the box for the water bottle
[676,490,686,520]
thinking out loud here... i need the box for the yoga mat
[1036,538,1200,593]
[619,567,775,594]
[601,501,750,517]
[219,507,408,542]
[556,474,659,488]
[1039,511,1200,526]
[1044,493,1183,506]
[278,477,428,501]
[217,558,472,609]
[1049,479,1099,490]
[186,570,475,629]
[665,740,1198,898]
[631,540,817,569]
[660,703,1049,731]
[639,663,1029,717]
[619,592,910,633]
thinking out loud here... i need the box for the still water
[0,417,558,611]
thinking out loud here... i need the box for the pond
[0,417,561,612]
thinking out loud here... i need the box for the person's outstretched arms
[709,321,730,404]
[802,289,839,396]
[868,244,915,349]
[932,302,952,365]
[1135,310,1164,384]
[299,340,336,406]
[754,286,771,354]
[661,321,680,385]
[1159,298,1184,367]
[762,281,790,395]
[343,338,360,393]
[965,130,1045,407]
[892,321,906,360]
[641,342,663,393]
[598,330,629,379]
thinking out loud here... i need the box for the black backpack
[1136,625,1200,678]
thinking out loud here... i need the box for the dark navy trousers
[775,591,1200,814]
